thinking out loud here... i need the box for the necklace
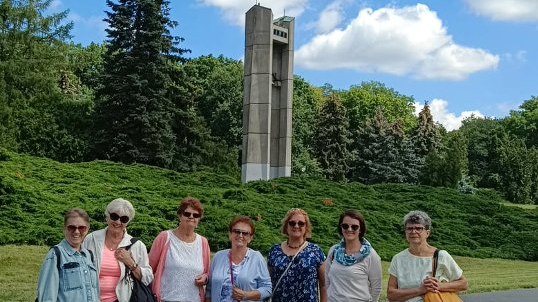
[286,240,305,249]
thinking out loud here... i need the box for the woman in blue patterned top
[267,208,326,302]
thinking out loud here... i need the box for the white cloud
[414,99,484,131]
[465,0,538,22]
[316,2,344,34]
[295,4,499,80]
[198,0,308,26]
[503,50,527,63]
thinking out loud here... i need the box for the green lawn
[2,245,537,302]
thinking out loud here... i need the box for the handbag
[267,241,308,302]
[125,238,157,302]
[423,249,463,302]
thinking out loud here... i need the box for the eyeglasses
[182,211,201,219]
[341,223,360,231]
[288,220,306,228]
[109,213,130,224]
[66,225,88,233]
[231,229,251,237]
[405,226,426,233]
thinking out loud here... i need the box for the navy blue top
[267,242,326,302]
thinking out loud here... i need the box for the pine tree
[93,0,189,167]
[412,102,442,157]
[313,93,351,181]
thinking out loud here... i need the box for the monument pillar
[242,4,294,183]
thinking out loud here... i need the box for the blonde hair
[280,208,312,239]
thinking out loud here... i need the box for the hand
[232,286,247,301]
[114,248,134,267]
[423,276,440,293]
[195,273,208,286]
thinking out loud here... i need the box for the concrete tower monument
[242,4,295,183]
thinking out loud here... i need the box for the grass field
[1,245,537,302]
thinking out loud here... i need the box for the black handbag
[125,238,157,302]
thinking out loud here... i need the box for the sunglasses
[182,211,201,219]
[66,225,88,233]
[288,220,306,228]
[109,213,130,224]
[231,229,251,237]
[341,223,360,231]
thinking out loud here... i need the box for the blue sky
[54,0,538,130]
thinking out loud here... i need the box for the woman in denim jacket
[36,208,99,302]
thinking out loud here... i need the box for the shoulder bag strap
[431,249,440,277]
[273,241,308,294]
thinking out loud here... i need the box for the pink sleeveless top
[99,248,121,302]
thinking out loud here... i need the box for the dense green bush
[1,150,537,261]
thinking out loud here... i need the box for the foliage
[341,81,417,132]
[412,103,443,157]
[93,0,188,167]
[503,96,538,147]
[497,137,533,204]
[1,150,538,262]
[313,93,351,181]
[351,109,422,184]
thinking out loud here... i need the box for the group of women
[37,197,468,302]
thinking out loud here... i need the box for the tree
[313,93,351,181]
[351,109,421,184]
[497,137,533,203]
[342,81,417,132]
[412,102,442,157]
[94,0,189,167]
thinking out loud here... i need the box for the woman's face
[341,215,361,242]
[286,213,306,240]
[106,209,130,233]
[178,206,201,230]
[405,223,430,244]
[229,222,253,248]
[64,216,89,249]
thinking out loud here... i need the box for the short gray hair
[403,210,432,230]
[105,198,135,221]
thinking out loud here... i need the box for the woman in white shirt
[149,196,210,302]
[387,210,468,302]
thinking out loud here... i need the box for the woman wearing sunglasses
[148,196,210,302]
[206,215,272,302]
[387,210,467,302]
[325,209,382,302]
[83,198,154,302]
[36,208,99,302]
[267,208,326,302]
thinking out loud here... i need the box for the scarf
[333,238,372,266]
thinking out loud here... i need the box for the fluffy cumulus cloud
[198,0,308,26]
[295,4,499,80]
[316,2,345,34]
[465,0,538,22]
[414,99,484,131]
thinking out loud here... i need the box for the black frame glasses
[288,220,306,228]
[109,212,130,224]
[231,229,251,237]
[405,226,426,233]
[341,223,360,231]
[182,211,201,219]
[66,225,88,233]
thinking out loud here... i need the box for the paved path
[460,288,538,302]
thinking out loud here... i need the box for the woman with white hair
[387,210,467,302]
[83,198,153,302]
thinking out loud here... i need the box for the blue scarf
[333,238,372,266]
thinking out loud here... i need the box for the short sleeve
[437,250,463,282]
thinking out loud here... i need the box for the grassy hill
[1,148,537,261]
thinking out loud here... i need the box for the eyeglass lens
[288,220,306,227]
[405,226,425,232]
[66,225,88,233]
[109,213,130,223]
[232,229,250,236]
[341,223,359,231]
[182,211,201,219]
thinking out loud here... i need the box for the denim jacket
[36,239,100,302]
